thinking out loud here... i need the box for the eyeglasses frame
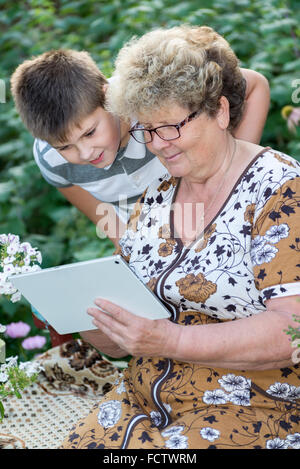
[129,109,201,144]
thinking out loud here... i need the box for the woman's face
[137,100,229,181]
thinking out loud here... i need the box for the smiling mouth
[90,152,104,165]
[164,152,182,161]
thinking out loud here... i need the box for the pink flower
[5,321,31,338]
[282,105,300,133]
[21,335,46,350]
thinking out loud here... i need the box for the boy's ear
[102,83,109,94]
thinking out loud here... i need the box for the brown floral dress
[62,148,300,449]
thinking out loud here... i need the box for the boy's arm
[233,68,270,144]
[58,186,126,248]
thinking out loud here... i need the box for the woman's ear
[217,96,230,130]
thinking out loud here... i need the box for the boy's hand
[87,298,177,358]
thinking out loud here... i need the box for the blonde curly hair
[107,25,246,130]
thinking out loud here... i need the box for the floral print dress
[62,148,300,449]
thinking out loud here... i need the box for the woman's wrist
[163,321,188,361]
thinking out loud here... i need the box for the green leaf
[0,400,5,420]
[0,181,14,202]
[14,389,22,399]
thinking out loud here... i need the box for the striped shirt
[33,136,168,222]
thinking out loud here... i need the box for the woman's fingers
[87,299,136,340]
[87,307,125,345]
[87,298,171,357]
[94,298,131,324]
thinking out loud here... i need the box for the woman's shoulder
[248,147,300,224]
[254,147,300,176]
[261,147,300,171]
[241,146,300,201]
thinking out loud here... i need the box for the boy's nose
[77,143,94,161]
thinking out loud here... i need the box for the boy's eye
[58,145,69,151]
[85,128,95,137]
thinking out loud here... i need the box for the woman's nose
[149,132,172,152]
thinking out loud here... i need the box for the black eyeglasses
[129,109,201,144]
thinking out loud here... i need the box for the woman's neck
[181,134,237,200]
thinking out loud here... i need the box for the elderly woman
[62,26,300,450]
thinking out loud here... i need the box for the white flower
[0,234,8,244]
[2,255,16,265]
[3,264,16,275]
[0,371,8,383]
[27,247,38,257]
[5,356,18,368]
[165,434,188,449]
[36,251,42,264]
[162,426,184,438]
[115,380,126,395]
[0,234,42,304]
[264,224,289,244]
[0,282,16,295]
[19,361,44,377]
[97,400,122,428]
[253,244,278,265]
[7,234,20,244]
[200,427,220,442]
[203,389,228,405]
[0,324,6,333]
[228,389,251,406]
[6,243,19,256]
[251,235,266,251]
[150,411,162,427]
[266,382,291,399]
[14,266,22,274]
[266,437,289,449]
[10,291,22,303]
[23,255,31,266]
[0,272,7,284]
[285,433,300,449]
[19,242,32,253]
[21,265,34,273]
[218,374,251,392]
[288,386,300,400]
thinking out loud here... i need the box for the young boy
[11,49,270,248]
[11,48,270,345]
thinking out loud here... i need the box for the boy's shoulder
[33,139,66,168]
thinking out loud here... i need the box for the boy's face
[51,106,123,168]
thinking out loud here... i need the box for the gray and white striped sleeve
[33,139,73,188]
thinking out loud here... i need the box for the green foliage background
[0,0,299,357]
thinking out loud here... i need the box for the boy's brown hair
[11,49,107,143]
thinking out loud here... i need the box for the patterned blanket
[0,339,125,449]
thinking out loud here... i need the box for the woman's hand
[87,298,177,358]
[79,328,129,358]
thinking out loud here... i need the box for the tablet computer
[9,255,170,334]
